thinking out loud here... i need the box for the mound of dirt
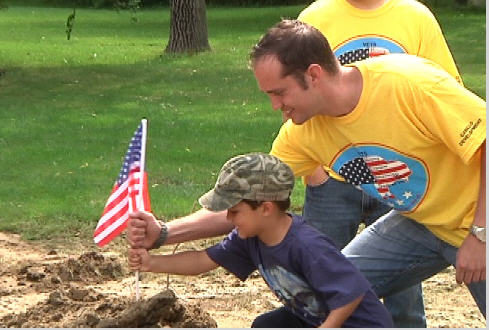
[81,289,217,328]
[16,251,125,293]
[1,288,216,328]
[45,251,125,283]
[1,248,217,328]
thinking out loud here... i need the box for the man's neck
[321,66,363,117]
[258,213,292,246]
[346,0,389,10]
[341,66,363,115]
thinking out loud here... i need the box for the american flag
[94,121,151,247]
[339,155,412,200]
[338,47,389,65]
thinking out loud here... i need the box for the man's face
[253,55,320,125]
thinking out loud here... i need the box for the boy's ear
[260,201,276,216]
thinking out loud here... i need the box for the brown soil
[0,232,485,328]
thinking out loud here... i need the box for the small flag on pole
[94,120,151,247]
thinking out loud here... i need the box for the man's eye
[268,90,283,97]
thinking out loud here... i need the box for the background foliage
[2,0,484,8]
[3,0,310,7]
[0,3,485,241]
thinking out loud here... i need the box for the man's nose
[270,96,282,111]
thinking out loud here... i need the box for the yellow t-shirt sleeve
[417,77,485,164]
[270,122,320,177]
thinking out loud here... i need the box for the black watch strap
[151,220,168,249]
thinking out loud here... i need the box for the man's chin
[282,110,293,121]
[283,114,301,125]
[290,117,306,125]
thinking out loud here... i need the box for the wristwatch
[151,220,168,249]
[469,224,486,243]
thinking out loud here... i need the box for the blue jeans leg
[303,177,426,327]
[382,285,426,328]
[304,177,393,249]
[343,212,486,318]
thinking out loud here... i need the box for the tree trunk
[468,0,485,7]
[454,0,468,5]
[165,0,211,54]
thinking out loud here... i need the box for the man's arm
[165,209,233,245]
[318,295,363,328]
[455,141,486,284]
[127,209,233,249]
[129,248,219,275]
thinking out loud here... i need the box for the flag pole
[136,118,148,301]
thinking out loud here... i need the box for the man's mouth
[282,108,293,119]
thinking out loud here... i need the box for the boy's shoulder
[288,214,339,251]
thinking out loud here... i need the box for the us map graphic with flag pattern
[331,145,428,212]
[334,36,406,65]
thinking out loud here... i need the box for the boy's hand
[127,211,161,249]
[128,248,151,272]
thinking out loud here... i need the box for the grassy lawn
[0,4,485,241]
[432,6,486,96]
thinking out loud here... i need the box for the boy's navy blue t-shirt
[206,214,393,328]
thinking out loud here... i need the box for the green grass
[431,7,486,96]
[0,5,485,241]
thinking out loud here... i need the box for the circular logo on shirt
[334,36,406,65]
[331,145,428,212]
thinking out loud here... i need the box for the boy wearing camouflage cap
[129,153,393,328]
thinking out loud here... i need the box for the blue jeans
[343,211,486,317]
[303,177,426,327]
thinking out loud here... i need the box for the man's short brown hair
[250,19,339,89]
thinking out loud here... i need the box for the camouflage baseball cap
[198,153,295,212]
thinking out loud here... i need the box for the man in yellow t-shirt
[253,20,485,319]
[296,0,463,248]
[296,1,463,326]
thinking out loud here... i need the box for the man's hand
[126,211,161,249]
[305,166,329,186]
[128,248,151,272]
[455,233,486,285]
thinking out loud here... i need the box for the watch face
[474,228,486,242]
